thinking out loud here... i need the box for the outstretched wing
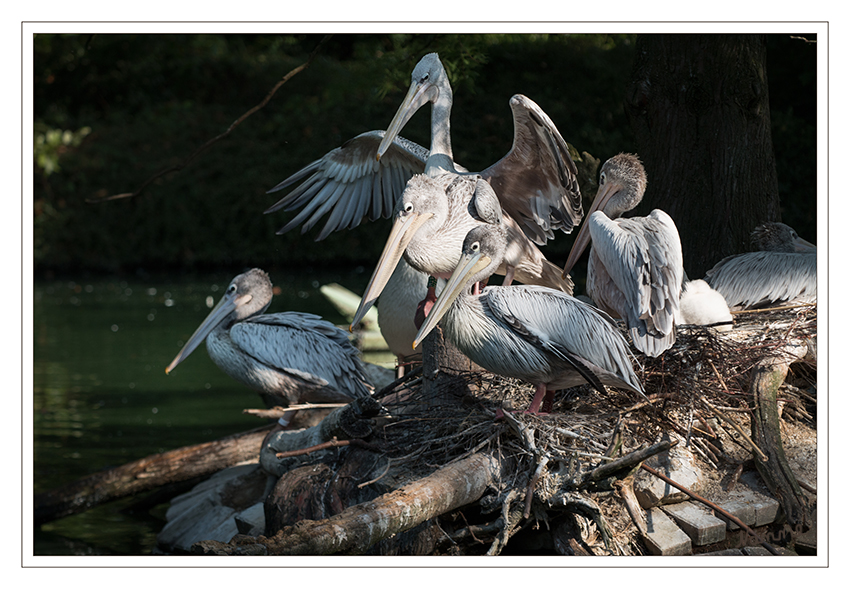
[265,131,428,240]
[479,95,583,246]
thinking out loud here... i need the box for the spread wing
[265,131,428,240]
[479,95,583,246]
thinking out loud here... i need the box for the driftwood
[193,450,509,555]
[34,424,273,526]
[749,343,812,528]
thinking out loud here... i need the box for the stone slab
[713,498,756,530]
[661,501,726,546]
[643,507,693,556]
[635,440,704,508]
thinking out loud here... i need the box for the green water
[32,269,391,555]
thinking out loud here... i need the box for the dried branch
[87,35,332,203]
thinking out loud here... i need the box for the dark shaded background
[32,33,817,277]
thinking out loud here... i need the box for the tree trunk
[193,450,508,555]
[625,34,781,277]
[34,425,272,526]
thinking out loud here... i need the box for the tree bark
[34,425,272,526]
[192,450,508,555]
[625,34,781,277]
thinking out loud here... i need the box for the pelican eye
[471,241,480,252]
[420,72,429,83]
[404,202,413,213]
[599,171,607,184]
[227,284,237,294]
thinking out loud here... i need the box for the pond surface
[31,268,394,556]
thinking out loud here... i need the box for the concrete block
[728,472,780,527]
[234,502,266,536]
[661,502,726,546]
[635,440,704,508]
[713,498,755,530]
[697,548,745,556]
[643,507,693,555]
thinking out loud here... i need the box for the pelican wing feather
[704,251,817,308]
[479,95,583,246]
[265,131,428,240]
[482,285,643,395]
[231,312,371,400]
[587,209,683,357]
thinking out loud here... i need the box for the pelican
[562,153,683,358]
[704,222,816,309]
[348,53,580,326]
[413,223,644,415]
[265,53,581,247]
[376,260,446,374]
[675,279,733,332]
[165,268,371,427]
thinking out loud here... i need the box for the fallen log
[192,449,510,555]
[34,424,273,526]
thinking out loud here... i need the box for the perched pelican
[377,260,445,374]
[750,221,816,253]
[414,224,644,415]
[704,222,817,309]
[675,279,733,332]
[165,269,371,427]
[562,153,683,358]
[349,53,580,326]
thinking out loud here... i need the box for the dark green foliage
[32,33,816,275]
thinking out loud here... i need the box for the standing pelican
[562,153,683,358]
[704,222,816,309]
[165,269,371,427]
[348,53,580,326]
[413,223,644,414]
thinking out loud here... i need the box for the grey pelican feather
[704,222,817,309]
[562,153,684,358]
[165,269,371,424]
[414,223,644,415]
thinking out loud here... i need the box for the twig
[88,35,332,203]
[699,396,769,462]
[274,436,379,459]
[730,302,815,315]
[640,463,780,555]
[523,456,549,519]
[583,438,675,485]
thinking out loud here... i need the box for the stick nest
[368,304,817,555]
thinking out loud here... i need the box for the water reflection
[33,269,387,555]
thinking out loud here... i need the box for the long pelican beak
[377,79,436,160]
[562,180,621,277]
[165,291,252,374]
[412,249,491,349]
[349,211,434,330]
[792,235,817,253]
